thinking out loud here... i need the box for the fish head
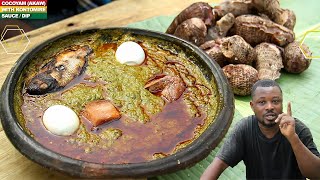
[26,45,92,95]
[26,73,59,95]
[48,46,92,86]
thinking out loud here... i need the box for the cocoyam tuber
[221,35,255,65]
[234,15,294,46]
[274,9,296,30]
[166,2,214,34]
[222,64,258,96]
[251,0,296,30]
[165,0,312,96]
[214,0,255,17]
[283,41,312,73]
[173,18,207,46]
[251,0,281,20]
[254,43,283,80]
[206,13,235,40]
[200,40,226,67]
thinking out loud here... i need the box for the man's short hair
[251,79,282,97]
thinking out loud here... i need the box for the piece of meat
[82,100,121,126]
[26,45,93,95]
[144,75,186,102]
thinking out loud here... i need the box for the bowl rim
[0,27,234,178]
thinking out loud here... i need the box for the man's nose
[265,102,274,110]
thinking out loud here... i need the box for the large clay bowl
[0,28,234,178]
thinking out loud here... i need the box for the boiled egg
[115,41,145,65]
[42,105,80,136]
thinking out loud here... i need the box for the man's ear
[250,101,254,111]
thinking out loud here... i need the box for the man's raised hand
[275,102,296,139]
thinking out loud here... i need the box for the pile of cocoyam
[166,0,312,96]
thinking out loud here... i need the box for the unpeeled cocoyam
[283,41,312,73]
[214,0,255,17]
[199,40,226,67]
[222,64,258,96]
[165,0,312,96]
[206,13,235,40]
[234,15,295,46]
[221,35,254,65]
[174,17,207,46]
[253,42,283,80]
[166,2,214,34]
[274,9,296,30]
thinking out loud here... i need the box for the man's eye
[258,101,265,105]
[273,100,280,103]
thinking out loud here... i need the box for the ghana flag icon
[0,0,47,19]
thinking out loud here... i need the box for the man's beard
[257,118,277,128]
[257,110,279,128]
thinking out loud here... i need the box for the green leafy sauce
[13,30,222,163]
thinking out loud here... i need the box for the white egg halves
[115,41,145,65]
[42,105,80,136]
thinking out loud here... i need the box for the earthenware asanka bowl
[0,28,234,178]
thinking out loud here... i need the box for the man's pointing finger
[287,102,292,116]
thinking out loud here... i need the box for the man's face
[250,86,283,128]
